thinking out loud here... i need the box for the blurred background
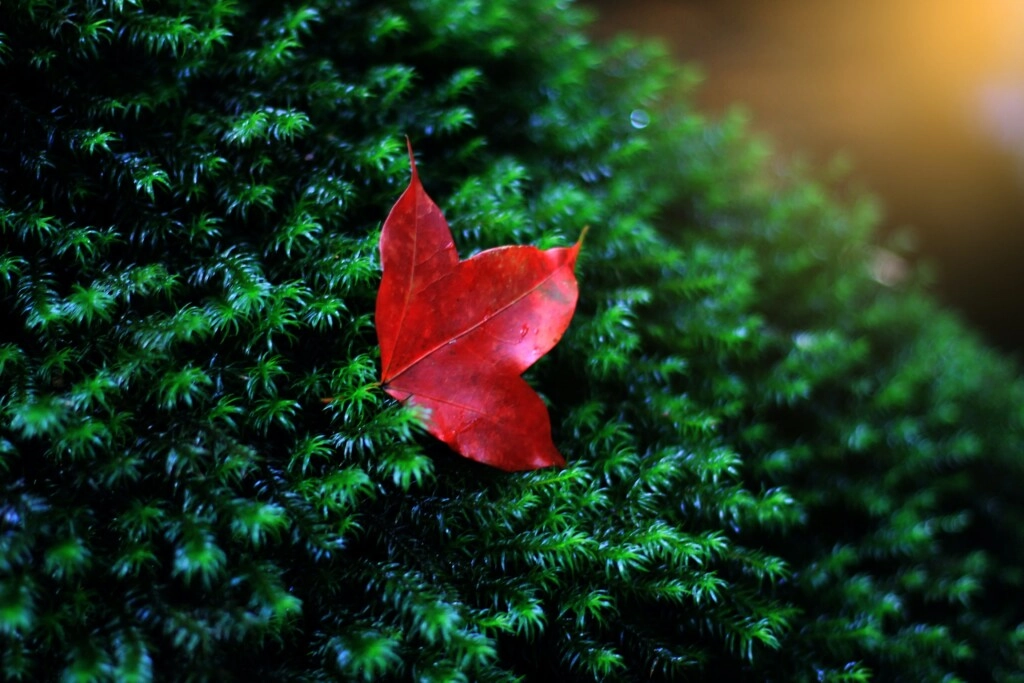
[585,0,1024,358]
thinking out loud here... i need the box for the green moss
[1,0,1022,680]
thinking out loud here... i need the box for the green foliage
[2,0,1023,680]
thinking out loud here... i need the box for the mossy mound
[2,1,1022,680]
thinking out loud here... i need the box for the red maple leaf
[375,141,583,471]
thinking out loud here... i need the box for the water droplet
[630,109,650,129]
[519,324,529,339]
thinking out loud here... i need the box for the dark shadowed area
[586,0,1024,357]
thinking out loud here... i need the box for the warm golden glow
[587,0,1024,351]
[589,0,1024,230]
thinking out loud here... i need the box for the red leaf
[375,141,582,472]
